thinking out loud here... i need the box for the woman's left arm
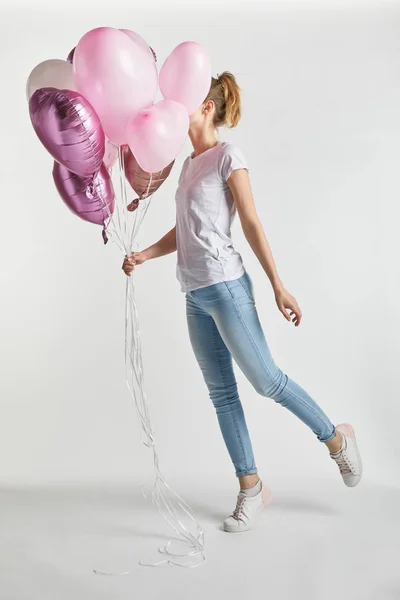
[228,169,302,326]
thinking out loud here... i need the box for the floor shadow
[182,495,338,524]
[0,484,339,527]
[270,495,338,516]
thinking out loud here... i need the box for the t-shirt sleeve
[219,144,248,183]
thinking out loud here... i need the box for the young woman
[122,72,362,533]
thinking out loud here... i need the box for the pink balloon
[120,29,155,62]
[53,161,114,243]
[29,88,105,177]
[73,27,158,146]
[123,146,174,205]
[69,35,156,65]
[159,42,211,115]
[66,47,75,64]
[126,100,189,173]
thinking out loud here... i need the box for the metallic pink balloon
[67,47,75,63]
[150,47,157,62]
[53,161,115,244]
[29,87,105,177]
[123,146,174,211]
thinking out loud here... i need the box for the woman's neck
[188,127,219,158]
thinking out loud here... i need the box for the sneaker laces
[231,493,247,522]
[331,449,354,475]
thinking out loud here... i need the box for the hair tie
[216,73,225,92]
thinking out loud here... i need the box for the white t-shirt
[175,140,248,293]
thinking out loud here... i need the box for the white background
[1,1,400,599]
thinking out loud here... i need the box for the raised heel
[339,423,355,439]
[261,484,273,508]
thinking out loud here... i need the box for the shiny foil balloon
[123,147,174,210]
[29,87,105,177]
[66,47,75,64]
[53,161,114,243]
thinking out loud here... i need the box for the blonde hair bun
[206,71,241,129]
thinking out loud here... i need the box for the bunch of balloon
[26,27,212,572]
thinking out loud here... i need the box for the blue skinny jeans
[185,270,336,477]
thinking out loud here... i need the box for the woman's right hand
[121,250,148,276]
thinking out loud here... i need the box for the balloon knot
[127,198,140,212]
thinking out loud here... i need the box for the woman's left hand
[274,287,302,326]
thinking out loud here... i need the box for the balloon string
[128,173,153,250]
[118,148,130,250]
[98,172,124,253]
[94,151,205,575]
[144,171,153,198]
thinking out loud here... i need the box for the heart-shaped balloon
[123,146,174,210]
[67,34,156,65]
[29,87,105,177]
[159,41,211,115]
[53,161,114,243]
[73,27,158,146]
[126,100,188,173]
[120,29,157,63]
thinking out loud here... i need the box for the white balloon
[26,59,76,101]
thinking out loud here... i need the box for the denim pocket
[238,272,255,303]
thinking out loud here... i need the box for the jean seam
[237,276,254,303]
[223,280,277,380]
[223,282,332,437]
[186,294,249,473]
[212,318,248,474]
[275,377,334,438]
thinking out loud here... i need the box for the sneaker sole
[337,423,363,486]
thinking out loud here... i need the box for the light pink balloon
[120,29,155,62]
[126,100,189,173]
[159,41,211,115]
[73,27,158,146]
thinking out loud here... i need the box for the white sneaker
[330,423,362,487]
[223,480,273,532]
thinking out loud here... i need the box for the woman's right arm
[145,224,177,259]
[122,225,177,276]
